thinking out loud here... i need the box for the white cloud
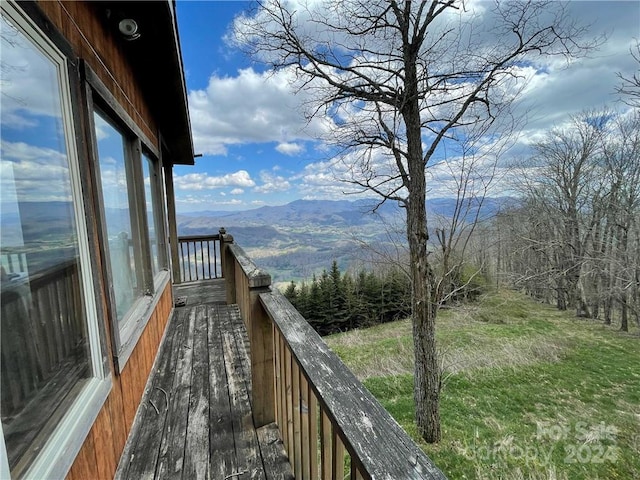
[179,0,640,213]
[173,170,255,191]
[230,188,244,195]
[188,67,334,155]
[0,141,72,202]
[254,171,291,194]
[0,15,64,128]
[275,142,305,156]
[175,195,244,212]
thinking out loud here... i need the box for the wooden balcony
[116,231,446,479]
[116,279,292,479]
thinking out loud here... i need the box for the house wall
[31,2,173,478]
[66,282,173,480]
[37,1,158,147]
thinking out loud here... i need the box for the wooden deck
[115,280,293,480]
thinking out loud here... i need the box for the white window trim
[0,3,111,478]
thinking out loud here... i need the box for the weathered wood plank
[115,302,178,480]
[308,390,319,480]
[256,423,295,480]
[279,334,289,451]
[207,304,238,479]
[183,305,210,480]
[118,306,186,479]
[260,291,446,479]
[156,307,197,478]
[114,297,293,480]
[300,374,311,480]
[292,361,302,479]
[320,408,332,480]
[274,327,283,431]
[228,243,271,288]
[284,346,294,465]
[219,306,266,480]
[331,431,344,480]
[228,304,252,393]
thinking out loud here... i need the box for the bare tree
[499,110,640,331]
[235,0,593,442]
[601,111,640,331]
[616,40,640,107]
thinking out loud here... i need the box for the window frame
[142,150,170,283]
[83,64,170,371]
[0,2,111,478]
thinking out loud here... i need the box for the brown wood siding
[66,282,174,480]
[37,0,159,147]
[17,2,175,478]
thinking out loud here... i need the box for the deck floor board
[116,280,292,480]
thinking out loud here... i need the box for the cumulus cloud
[230,188,244,195]
[175,195,244,212]
[275,142,305,156]
[173,170,255,191]
[254,171,291,194]
[188,67,334,155]
[1,141,73,203]
[0,15,64,127]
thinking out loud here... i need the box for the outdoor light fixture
[118,18,140,41]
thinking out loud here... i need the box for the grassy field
[325,290,640,479]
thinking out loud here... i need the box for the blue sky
[174,1,640,213]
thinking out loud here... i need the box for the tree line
[493,110,640,331]
[284,261,410,335]
[284,259,488,336]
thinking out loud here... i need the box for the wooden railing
[1,258,88,417]
[1,258,89,468]
[177,233,222,283]
[0,247,27,275]
[220,233,446,480]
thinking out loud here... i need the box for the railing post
[228,240,276,428]
[248,278,275,428]
[219,228,235,305]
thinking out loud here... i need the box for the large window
[0,4,109,478]
[94,111,143,322]
[91,101,169,364]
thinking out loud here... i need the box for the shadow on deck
[115,280,293,479]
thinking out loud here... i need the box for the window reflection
[0,12,91,476]
[142,154,160,277]
[94,111,142,322]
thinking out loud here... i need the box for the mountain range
[177,197,512,284]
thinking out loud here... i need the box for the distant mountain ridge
[176,197,514,283]
[178,197,513,231]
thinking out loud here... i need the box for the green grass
[325,290,640,479]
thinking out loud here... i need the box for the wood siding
[6,2,178,478]
[66,282,173,480]
[37,0,159,148]
[25,2,172,478]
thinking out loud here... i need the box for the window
[142,153,167,279]
[0,4,109,478]
[94,111,143,322]
[91,99,169,365]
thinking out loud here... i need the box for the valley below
[177,197,508,286]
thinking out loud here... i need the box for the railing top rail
[259,289,446,480]
[228,243,271,288]
[177,234,221,242]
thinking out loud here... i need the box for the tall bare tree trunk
[404,51,441,441]
[408,202,440,443]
